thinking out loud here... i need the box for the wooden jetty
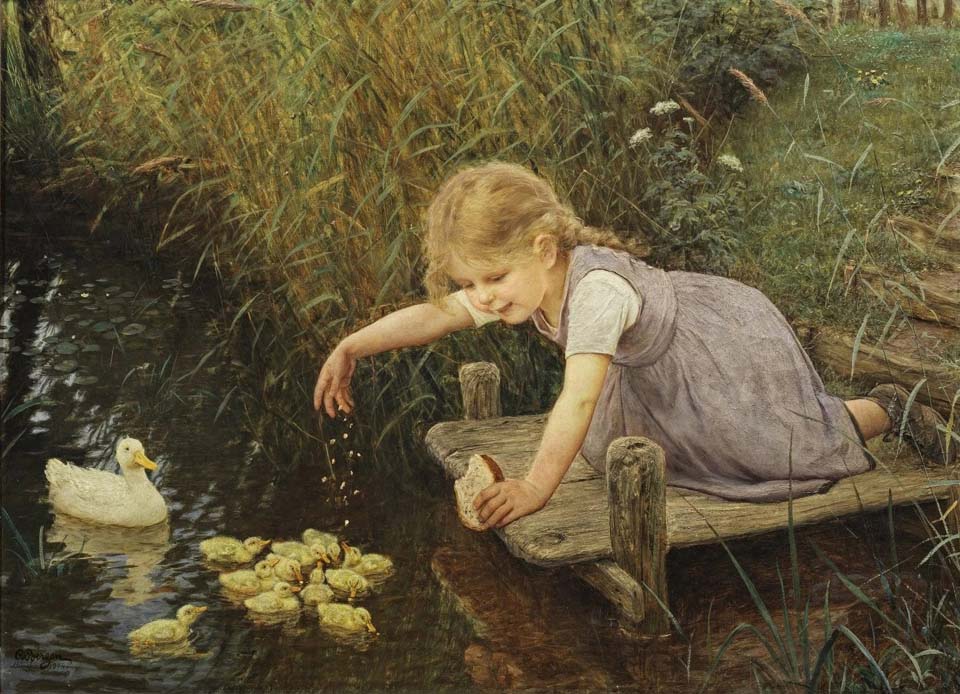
[425,362,959,633]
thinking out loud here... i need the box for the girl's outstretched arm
[313,297,475,416]
[474,352,611,528]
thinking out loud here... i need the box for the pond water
[0,220,941,692]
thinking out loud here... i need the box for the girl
[313,161,955,530]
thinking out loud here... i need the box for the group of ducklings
[128,528,393,654]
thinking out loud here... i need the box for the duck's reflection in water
[48,514,171,606]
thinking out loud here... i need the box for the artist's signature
[8,647,74,673]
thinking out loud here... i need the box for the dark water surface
[0,223,939,693]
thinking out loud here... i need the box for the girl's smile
[447,238,567,325]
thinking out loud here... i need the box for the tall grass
[27,0,687,436]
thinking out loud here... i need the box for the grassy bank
[6,1,960,689]
[726,26,960,335]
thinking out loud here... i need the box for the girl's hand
[473,478,550,529]
[313,344,357,417]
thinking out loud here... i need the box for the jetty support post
[607,436,670,635]
[459,362,502,420]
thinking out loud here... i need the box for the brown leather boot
[865,383,956,466]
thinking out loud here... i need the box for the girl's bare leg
[845,398,892,441]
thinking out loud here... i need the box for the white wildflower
[629,127,653,147]
[649,100,680,116]
[682,117,695,125]
[718,154,744,172]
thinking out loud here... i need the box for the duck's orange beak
[133,450,157,470]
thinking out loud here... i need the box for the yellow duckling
[351,553,395,581]
[128,604,207,648]
[308,539,342,567]
[317,603,378,636]
[324,567,371,601]
[265,553,303,584]
[45,437,166,527]
[200,536,270,565]
[270,540,317,569]
[339,541,363,569]
[302,528,339,547]
[244,581,301,614]
[218,560,277,596]
[300,566,335,606]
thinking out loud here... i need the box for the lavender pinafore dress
[531,245,872,502]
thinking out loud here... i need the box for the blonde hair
[422,161,645,305]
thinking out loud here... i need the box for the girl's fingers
[473,483,502,510]
[495,508,521,528]
[484,501,512,529]
[478,493,507,523]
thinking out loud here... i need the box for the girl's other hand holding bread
[473,479,549,529]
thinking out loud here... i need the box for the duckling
[317,602,378,636]
[200,536,270,565]
[265,553,303,584]
[302,528,339,547]
[270,540,317,569]
[339,541,362,569]
[308,539,342,567]
[324,567,371,601]
[218,560,276,596]
[244,581,301,614]
[351,553,395,581]
[128,604,207,648]
[46,437,166,527]
[300,566,335,606]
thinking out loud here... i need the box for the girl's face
[447,238,560,325]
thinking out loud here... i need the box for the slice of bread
[454,454,505,531]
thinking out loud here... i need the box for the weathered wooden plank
[459,362,502,419]
[888,213,960,255]
[426,418,956,567]
[424,415,546,463]
[569,560,645,624]
[799,321,959,415]
[607,437,669,634]
[845,262,960,328]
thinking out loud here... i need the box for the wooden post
[459,362,502,420]
[607,436,669,635]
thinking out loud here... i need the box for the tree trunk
[945,0,955,26]
[879,0,891,26]
[896,0,910,25]
[841,0,862,21]
[931,1,939,19]
[917,0,929,24]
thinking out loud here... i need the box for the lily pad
[120,323,147,336]
[110,315,127,324]
[92,321,114,333]
[83,283,96,288]
[75,375,99,385]
[105,286,122,294]
[55,342,79,355]
[53,359,78,373]
[145,328,164,340]
[30,297,46,304]
[81,343,101,353]
[120,291,136,299]
[63,314,79,322]
[77,319,93,328]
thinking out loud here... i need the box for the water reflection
[47,515,172,606]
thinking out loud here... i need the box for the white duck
[45,438,167,527]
